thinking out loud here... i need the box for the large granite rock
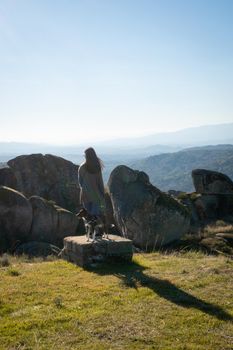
[2,154,80,212]
[0,186,33,252]
[0,167,17,189]
[193,193,233,221]
[217,194,233,216]
[194,194,219,220]
[192,169,233,194]
[108,166,190,250]
[29,196,79,246]
[105,191,116,227]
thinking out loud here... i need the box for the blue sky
[0,0,232,144]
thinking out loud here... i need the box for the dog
[77,208,109,242]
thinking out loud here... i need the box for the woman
[78,147,106,217]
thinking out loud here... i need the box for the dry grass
[204,221,233,236]
[0,252,233,350]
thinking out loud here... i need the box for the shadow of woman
[88,260,233,322]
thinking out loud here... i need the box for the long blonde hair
[84,147,104,174]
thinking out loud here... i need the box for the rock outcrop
[108,166,190,250]
[0,167,17,189]
[0,154,80,212]
[0,187,80,252]
[188,169,233,222]
[29,196,79,246]
[194,195,219,220]
[192,169,233,194]
[0,186,33,252]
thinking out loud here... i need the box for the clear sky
[0,0,232,145]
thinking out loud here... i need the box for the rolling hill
[130,145,233,192]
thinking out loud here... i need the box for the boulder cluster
[0,154,80,253]
[0,154,233,254]
[186,169,233,223]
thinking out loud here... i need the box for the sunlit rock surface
[108,165,190,250]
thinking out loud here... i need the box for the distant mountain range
[130,144,233,192]
[96,122,233,148]
[1,123,233,159]
[1,123,233,191]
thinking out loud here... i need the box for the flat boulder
[6,154,80,212]
[0,186,32,252]
[192,169,233,194]
[29,196,79,247]
[108,166,190,250]
[62,235,133,267]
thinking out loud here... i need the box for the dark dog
[77,208,108,241]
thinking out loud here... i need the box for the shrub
[7,267,21,276]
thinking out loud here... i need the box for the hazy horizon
[0,121,232,146]
[1,0,233,144]
[0,122,233,150]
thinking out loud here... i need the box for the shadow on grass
[88,261,233,322]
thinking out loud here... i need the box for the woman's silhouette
[78,147,106,217]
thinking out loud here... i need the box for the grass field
[0,252,233,350]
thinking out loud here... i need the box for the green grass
[0,253,233,350]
